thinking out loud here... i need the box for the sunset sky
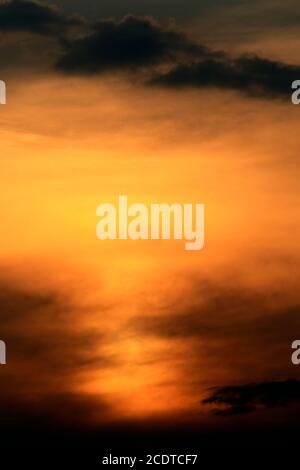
[0,0,300,453]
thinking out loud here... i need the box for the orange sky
[1,70,300,425]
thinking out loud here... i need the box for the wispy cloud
[0,272,115,423]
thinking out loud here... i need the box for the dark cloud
[0,3,299,99]
[55,12,300,100]
[202,379,300,416]
[0,275,114,415]
[56,15,214,74]
[0,0,82,35]
[131,280,300,343]
[129,272,300,394]
[0,280,114,375]
[0,271,122,450]
[150,55,300,99]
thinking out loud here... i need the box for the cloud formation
[55,13,300,100]
[0,274,114,430]
[202,379,300,415]
[131,278,300,343]
[0,0,81,34]
[0,1,299,100]
[129,270,300,401]
[56,15,214,73]
[150,55,300,99]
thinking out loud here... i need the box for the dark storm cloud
[202,379,300,416]
[0,0,82,34]
[56,15,215,73]
[150,55,300,99]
